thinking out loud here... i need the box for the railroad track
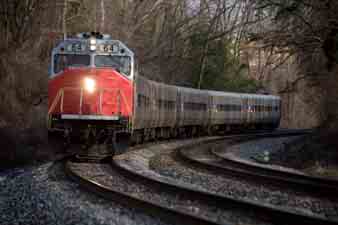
[65,130,338,225]
[113,135,337,225]
[179,137,338,196]
[65,162,219,225]
[70,128,306,163]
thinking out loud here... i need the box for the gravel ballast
[69,161,273,225]
[0,137,223,225]
[0,161,172,225]
[115,136,338,221]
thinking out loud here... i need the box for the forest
[1,0,338,162]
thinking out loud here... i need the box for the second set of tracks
[64,129,338,225]
[180,143,338,195]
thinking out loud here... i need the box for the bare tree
[0,0,45,49]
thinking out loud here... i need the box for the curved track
[114,164,337,223]
[179,138,338,196]
[66,137,235,225]
[65,161,220,225]
[65,130,338,225]
[111,131,337,225]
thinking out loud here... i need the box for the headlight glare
[84,77,96,93]
[90,45,96,51]
[90,38,97,45]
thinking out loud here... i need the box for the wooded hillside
[1,0,338,132]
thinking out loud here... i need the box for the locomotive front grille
[48,87,129,118]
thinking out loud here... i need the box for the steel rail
[113,132,338,225]
[179,144,338,198]
[208,143,338,194]
[64,130,320,225]
[71,129,307,163]
[65,161,225,225]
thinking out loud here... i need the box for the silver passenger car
[133,75,179,130]
[208,91,242,126]
[133,75,281,132]
[133,75,152,130]
[177,87,209,127]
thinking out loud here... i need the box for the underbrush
[0,127,47,169]
[0,39,53,168]
[270,132,338,178]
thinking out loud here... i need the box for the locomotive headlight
[90,45,97,51]
[84,77,96,93]
[90,38,97,51]
[90,38,97,45]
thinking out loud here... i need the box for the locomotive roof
[142,76,280,100]
[169,85,280,100]
[205,90,280,100]
[52,33,134,57]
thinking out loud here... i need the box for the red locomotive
[48,32,134,153]
[48,32,281,155]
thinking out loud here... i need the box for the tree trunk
[100,0,105,32]
[63,0,67,39]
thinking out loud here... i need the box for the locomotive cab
[48,32,135,152]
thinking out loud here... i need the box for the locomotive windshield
[54,54,90,74]
[51,33,134,77]
[94,55,131,76]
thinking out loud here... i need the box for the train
[48,32,281,154]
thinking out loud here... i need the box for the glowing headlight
[90,38,97,51]
[90,45,96,51]
[90,38,97,45]
[84,78,96,93]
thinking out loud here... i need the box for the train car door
[176,89,182,127]
[242,96,249,125]
[208,94,213,126]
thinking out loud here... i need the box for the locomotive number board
[98,44,119,53]
[62,42,120,53]
[66,43,87,52]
